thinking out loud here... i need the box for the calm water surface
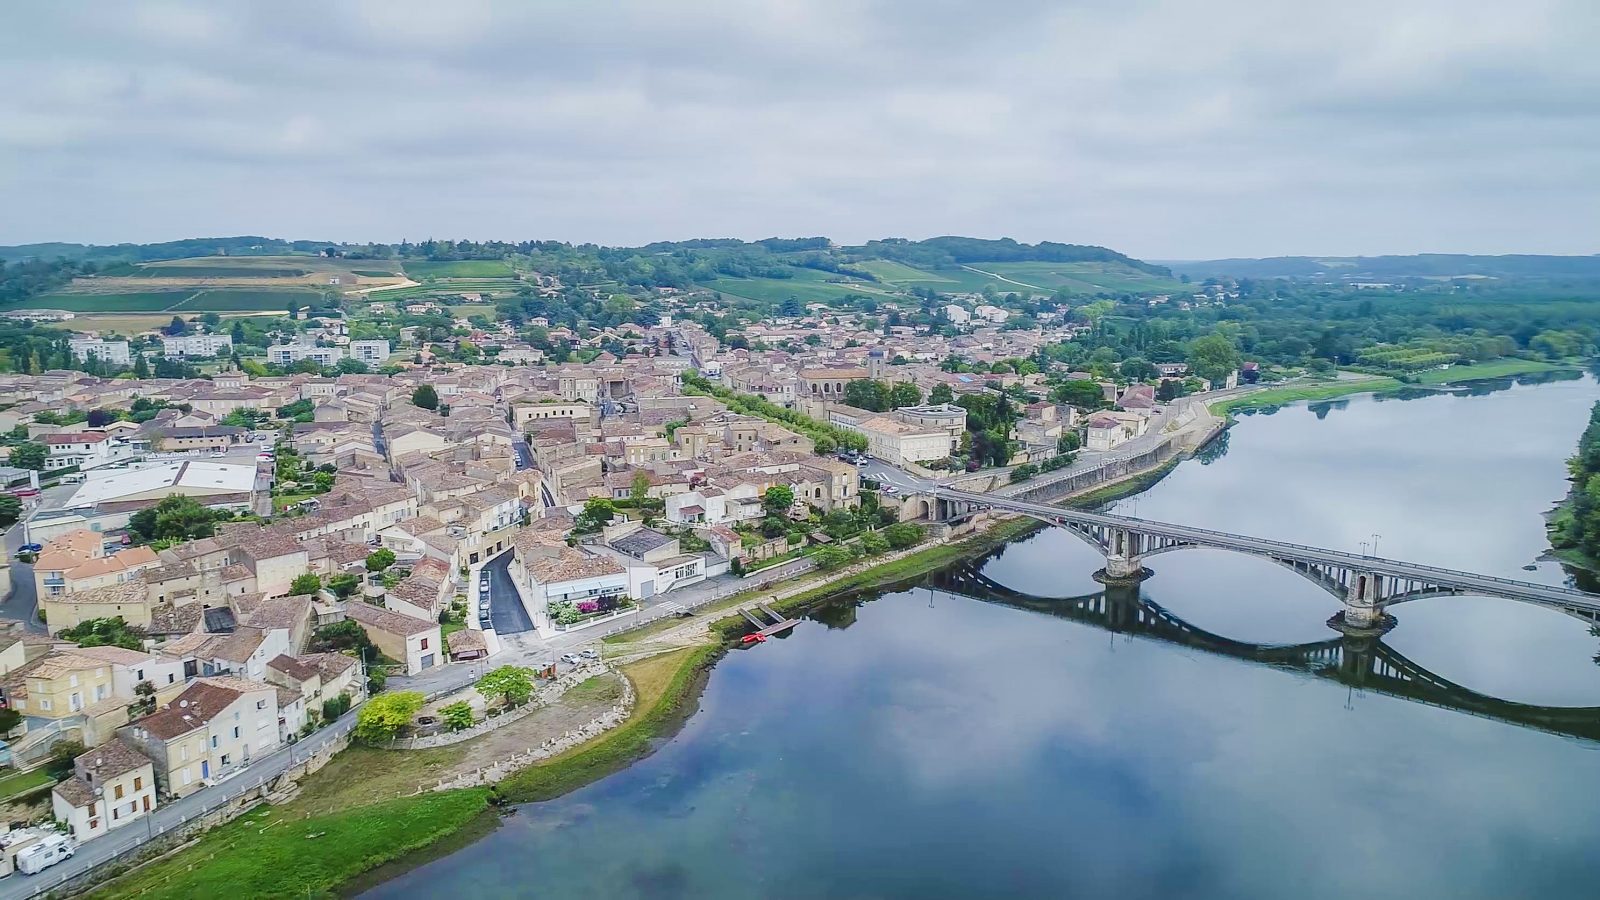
[367,376,1600,899]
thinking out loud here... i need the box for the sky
[2,0,1597,260]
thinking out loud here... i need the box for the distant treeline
[1166,254,1600,282]
[1553,401,1600,567]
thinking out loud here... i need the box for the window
[114,784,124,800]
[420,637,429,650]
[180,745,188,761]
[69,674,78,688]
[134,776,142,791]
[232,726,240,739]
[211,735,218,749]
[256,699,266,710]
[136,669,144,681]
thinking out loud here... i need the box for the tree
[1120,357,1156,381]
[290,573,322,595]
[1058,431,1081,453]
[1010,462,1039,483]
[365,549,396,572]
[59,617,144,650]
[843,379,891,412]
[322,693,352,721]
[882,523,925,550]
[10,441,46,471]
[928,383,954,405]
[629,472,651,506]
[762,485,795,516]
[888,382,922,409]
[860,531,889,555]
[441,701,474,732]
[354,690,424,744]
[476,665,535,707]
[411,384,439,411]
[164,316,188,336]
[812,545,857,571]
[1050,380,1106,409]
[0,494,20,528]
[133,353,150,378]
[1188,333,1242,384]
[47,739,86,778]
[127,494,225,544]
[0,707,20,736]
[328,572,361,599]
[577,497,615,531]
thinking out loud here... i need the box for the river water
[366,375,1600,899]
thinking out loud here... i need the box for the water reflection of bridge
[925,560,1600,742]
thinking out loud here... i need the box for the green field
[854,259,957,284]
[1408,358,1574,384]
[0,769,53,801]
[978,262,1187,294]
[849,260,1184,295]
[1209,376,1404,415]
[133,265,308,278]
[20,289,325,313]
[702,267,898,305]
[404,259,514,279]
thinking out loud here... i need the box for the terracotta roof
[74,737,151,783]
[53,776,95,808]
[267,654,319,682]
[347,600,437,637]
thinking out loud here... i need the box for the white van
[16,834,74,875]
[59,473,84,484]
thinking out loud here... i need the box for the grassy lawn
[170,289,326,311]
[1209,376,1403,416]
[18,288,323,313]
[87,789,492,900]
[20,291,198,312]
[404,259,513,279]
[0,768,54,801]
[272,492,317,512]
[1409,358,1574,384]
[288,745,471,818]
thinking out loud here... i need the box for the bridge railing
[932,487,1598,602]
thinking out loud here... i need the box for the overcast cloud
[2,0,1596,258]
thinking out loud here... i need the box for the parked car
[479,613,491,628]
[882,486,898,494]
[560,653,581,665]
[856,458,870,467]
[579,648,599,660]
[479,581,490,594]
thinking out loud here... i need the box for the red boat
[740,633,767,645]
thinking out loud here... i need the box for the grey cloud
[0,0,1596,255]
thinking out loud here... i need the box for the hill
[1163,254,1600,281]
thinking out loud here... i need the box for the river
[365,374,1600,899]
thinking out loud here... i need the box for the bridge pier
[1328,570,1396,636]
[1094,527,1151,585]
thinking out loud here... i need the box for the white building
[68,339,131,367]
[348,340,391,365]
[162,333,234,358]
[120,676,281,798]
[973,305,1010,324]
[1085,411,1149,452]
[943,305,971,326]
[267,342,346,366]
[50,738,157,842]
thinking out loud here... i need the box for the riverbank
[1211,359,1582,417]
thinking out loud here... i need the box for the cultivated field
[60,311,287,334]
[403,259,515,279]
[20,288,325,313]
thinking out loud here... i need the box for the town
[0,262,1278,887]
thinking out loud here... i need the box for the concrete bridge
[929,561,1600,743]
[919,486,1600,634]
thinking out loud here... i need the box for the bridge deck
[933,486,1600,615]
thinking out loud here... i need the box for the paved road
[0,524,42,633]
[513,439,533,470]
[0,711,359,900]
[483,552,533,634]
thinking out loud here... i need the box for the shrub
[441,701,475,732]
[354,690,423,744]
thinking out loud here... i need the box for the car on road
[856,458,869,467]
[478,581,490,594]
[560,653,581,665]
[882,486,897,494]
[479,613,491,628]
[579,648,599,660]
